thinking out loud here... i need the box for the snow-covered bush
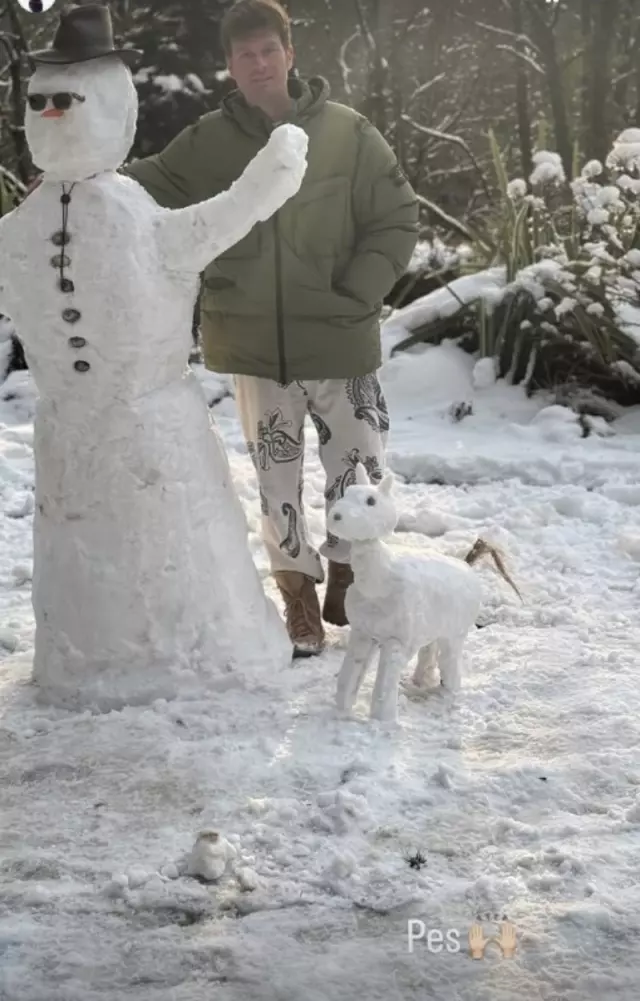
[393,130,640,406]
[385,238,468,309]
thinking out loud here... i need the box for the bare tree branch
[401,113,493,202]
[550,0,565,29]
[416,191,488,247]
[352,0,376,54]
[496,43,544,74]
[337,29,360,98]
[407,72,446,106]
[561,46,585,69]
[470,18,541,54]
[398,3,431,41]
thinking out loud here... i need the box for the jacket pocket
[290,176,351,257]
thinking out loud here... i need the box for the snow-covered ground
[2,327,640,1000]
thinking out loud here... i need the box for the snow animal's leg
[370,640,409,722]
[412,641,440,688]
[438,635,465,692]
[233,376,323,581]
[156,124,308,273]
[306,375,389,564]
[336,630,378,712]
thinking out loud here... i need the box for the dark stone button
[62,308,81,324]
[73,360,90,373]
[59,278,74,293]
[60,193,71,205]
[51,230,70,247]
[51,254,70,269]
[68,336,86,349]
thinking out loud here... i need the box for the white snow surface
[2,325,640,998]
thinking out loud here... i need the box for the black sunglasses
[27,92,86,112]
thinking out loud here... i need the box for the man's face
[227,30,293,107]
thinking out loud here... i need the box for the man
[124,0,419,657]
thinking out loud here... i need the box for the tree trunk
[612,3,640,129]
[580,0,593,152]
[511,0,533,179]
[526,0,574,180]
[587,0,620,161]
[354,0,389,134]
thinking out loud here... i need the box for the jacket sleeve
[122,121,208,209]
[339,120,419,307]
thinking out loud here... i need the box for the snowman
[0,4,308,709]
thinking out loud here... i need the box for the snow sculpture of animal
[328,463,521,722]
[0,11,308,709]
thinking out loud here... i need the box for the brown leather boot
[273,571,325,658]
[322,560,354,627]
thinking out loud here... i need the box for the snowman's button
[51,254,71,269]
[68,336,86,349]
[51,231,70,247]
[60,193,71,205]
[59,278,74,293]
[73,360,90,373]
[62,308,81,324]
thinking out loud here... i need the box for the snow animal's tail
[464,539,522,602]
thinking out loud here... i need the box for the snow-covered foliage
[390,130,640,407]
[407,238,467,275]
[529,150,565,188]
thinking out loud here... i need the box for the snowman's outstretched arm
[156,124,308,274]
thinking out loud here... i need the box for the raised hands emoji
[468,923,491,960]
[496,920,517,959]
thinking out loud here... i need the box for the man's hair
[221,0,292,57]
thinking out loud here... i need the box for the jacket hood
[220,75,330,137]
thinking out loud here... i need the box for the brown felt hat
[30,4,142,69]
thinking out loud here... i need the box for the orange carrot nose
[42,108,64,119]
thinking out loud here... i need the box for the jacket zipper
[274,212,286,384]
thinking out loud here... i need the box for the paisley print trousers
[234,374,389,582]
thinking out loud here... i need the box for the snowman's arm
[154,187,269,274]
[156,124,308,273]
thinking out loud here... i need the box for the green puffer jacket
[125,77,419,382]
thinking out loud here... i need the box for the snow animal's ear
[378,472,394,496]
[355,463,370,486]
